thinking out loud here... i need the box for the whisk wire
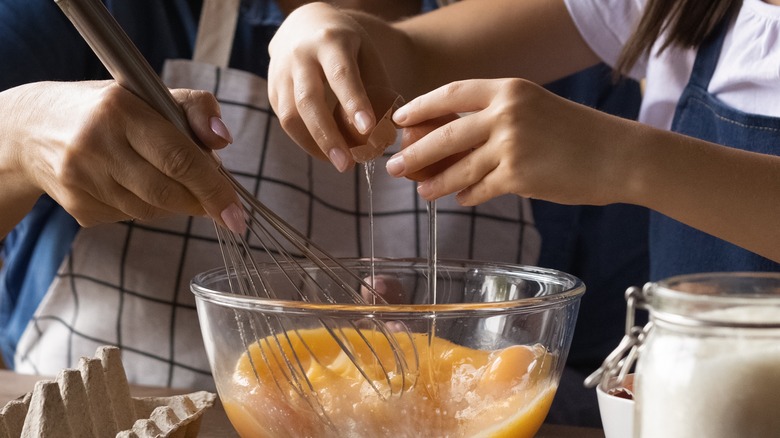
[220,188,421,399]
[56,0,420,429]
[232,178,390,303]
[225,207,417,400]
[217,224,339,430]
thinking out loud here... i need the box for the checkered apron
[14,0,540,389]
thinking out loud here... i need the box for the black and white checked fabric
[15,59,540,389]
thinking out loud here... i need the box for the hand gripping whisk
[55,0,419,428]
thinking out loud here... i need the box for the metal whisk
[55,0,419,427]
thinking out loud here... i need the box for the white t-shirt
[564,0,780,130]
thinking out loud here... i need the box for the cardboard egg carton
[0,346,215,438]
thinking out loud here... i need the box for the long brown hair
[616,0,742,76]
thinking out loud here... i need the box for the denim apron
[650,16,780,280]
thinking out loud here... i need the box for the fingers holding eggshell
[338,87,403,163]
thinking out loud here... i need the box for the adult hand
[386,78,631,207]
[0,80,244,235]
[268,2,392,172]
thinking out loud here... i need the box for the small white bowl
[596,374,635,438]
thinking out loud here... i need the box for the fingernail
[210,116,233,143]
[417,181,433,199]
[220,203,246,234]
[329,148,350,173]
[392,105,408,124]
[354,110,373,134]
[386,153,405,176]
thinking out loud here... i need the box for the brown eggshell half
[333,88,402,162]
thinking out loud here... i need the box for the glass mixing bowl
[191,258,584,438]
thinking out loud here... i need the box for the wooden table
[0,370,604,437]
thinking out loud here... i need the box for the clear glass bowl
[191,258,584,438]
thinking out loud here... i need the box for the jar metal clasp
[584,283,653,389]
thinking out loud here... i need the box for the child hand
[268,3,392,172]
[387,78,624,207]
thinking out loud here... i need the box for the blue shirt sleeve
[0,197,80,367]
[0,0,106,88]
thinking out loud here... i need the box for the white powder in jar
[636,306,780,438]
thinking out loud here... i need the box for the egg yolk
[221,327,556,437]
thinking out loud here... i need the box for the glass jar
[634,273,780,437]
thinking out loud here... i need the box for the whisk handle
[55,0,199,144]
